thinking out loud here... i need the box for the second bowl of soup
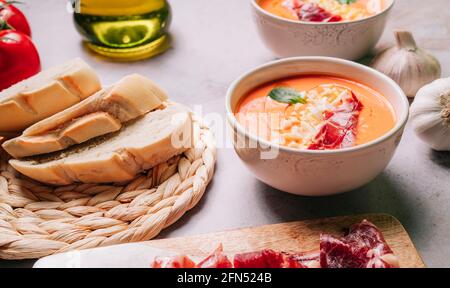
[226,57,409,196]
[251,0,395,60]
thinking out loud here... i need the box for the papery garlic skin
[371,31,441,98]
[410,78,450,151]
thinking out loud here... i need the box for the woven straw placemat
[0,116,216,260]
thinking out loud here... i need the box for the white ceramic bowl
[226,57,409,196]
[251,0,395,60]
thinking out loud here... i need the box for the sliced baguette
[9,103,193,186]
[3,74,168,158]
[0,58,101,133]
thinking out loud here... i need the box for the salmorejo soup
[259,0,389,22]
[235,75,396,150]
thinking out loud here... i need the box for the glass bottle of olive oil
[72,0,171,61]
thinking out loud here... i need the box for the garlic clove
[371,31,441,98]
[410,78,450,151]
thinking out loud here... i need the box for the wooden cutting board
[34,214,425,268]
[146,214,425,268]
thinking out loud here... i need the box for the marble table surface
[1,0,449,268]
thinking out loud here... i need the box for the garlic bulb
[371,31,441,98]
[410,78,450,151]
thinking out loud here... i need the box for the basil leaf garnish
[337,0,357,4]
[268,87,307,104]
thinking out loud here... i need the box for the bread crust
[9,104,193,186]
[3,74,168,158]
[0,58,101,133]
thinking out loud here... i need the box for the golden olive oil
[73,0,171,61]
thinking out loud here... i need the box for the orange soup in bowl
[259,0,389,22]
[235,75,395,150]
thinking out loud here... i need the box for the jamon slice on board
[309,90,363,150]
[152,244,233,268]
[320,220,400,268]
[233,250,310,268]
[150,220,399,268]
[151,247,318,268]
[151,255,197,268]
[196,244,233,268]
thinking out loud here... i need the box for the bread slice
[0,58,101,133]
[9,103,193,186]
[3,74,168,158]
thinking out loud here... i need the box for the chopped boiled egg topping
[268,84,363,149]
